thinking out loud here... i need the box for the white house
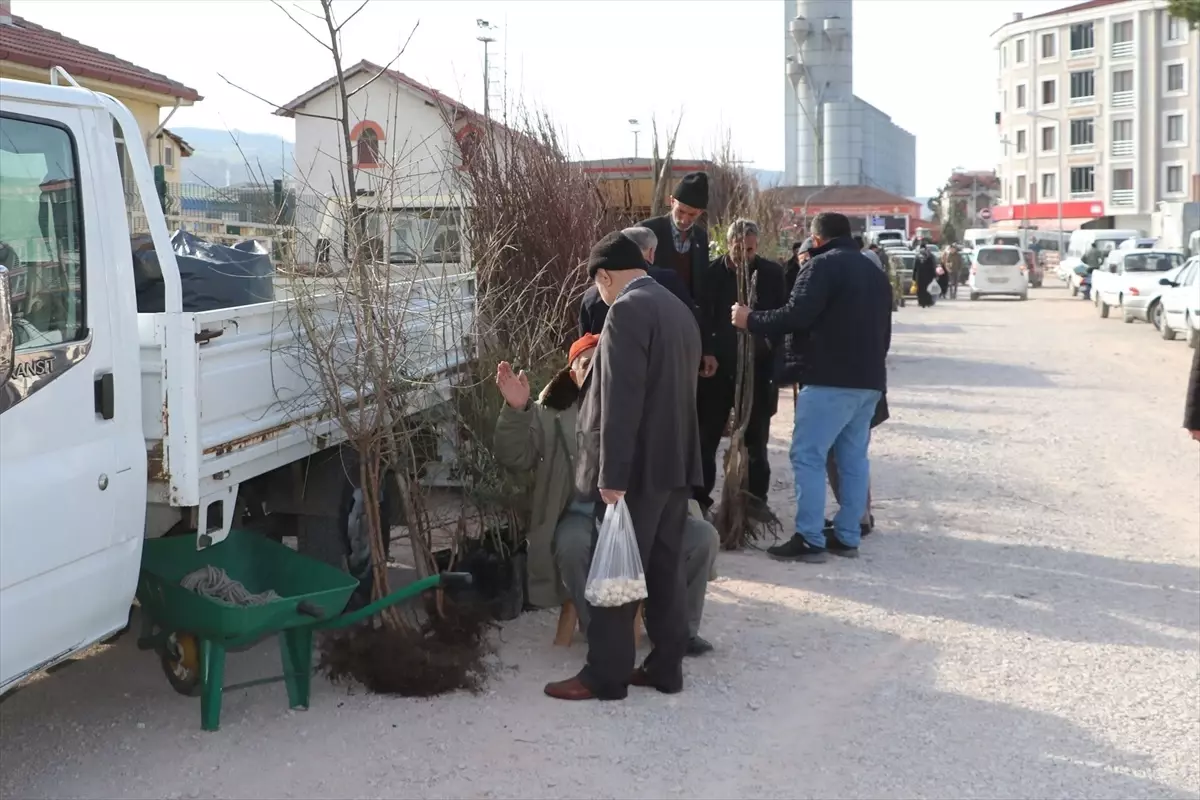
[277,60,488,266]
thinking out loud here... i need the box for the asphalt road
[1,284,1197,800]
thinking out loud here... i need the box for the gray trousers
[552,507,719,639]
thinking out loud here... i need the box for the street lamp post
[628,118,640,159]
[801,184,835,233]
[476,19,496,119]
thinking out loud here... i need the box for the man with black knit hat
[544,231,703,702]
[639,171,716,378]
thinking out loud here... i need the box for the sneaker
[686,636,714,657]
[767,535,828,563]
[825,534,859,559]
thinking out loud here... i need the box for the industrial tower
[783,0,860,187]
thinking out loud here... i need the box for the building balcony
[1110,189,1135,206]
[1070,94,1096,106]
[1111,91,1134,108]
[1070,143,1096,154]
[1111,140,1134,157]
[1111,41,1134,59]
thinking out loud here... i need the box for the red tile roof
[276,60,469,119]
[0,14,201,101]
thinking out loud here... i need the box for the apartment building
[992,0,1198,232]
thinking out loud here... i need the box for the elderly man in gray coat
[544,231,704,702]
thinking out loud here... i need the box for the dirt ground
[2,286,1198,800]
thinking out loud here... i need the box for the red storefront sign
[790,205,918,217]
[990,201,1106,221]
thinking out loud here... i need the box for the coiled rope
[180,565,280,607]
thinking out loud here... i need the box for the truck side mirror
[1159,277,1175,286]
[0,266,13,385]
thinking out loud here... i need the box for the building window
[1165,164,1185,194]
[1016,38,1027,64]
[1164,62,1186,94]
[164,145,174,168]
[1069,70,1095,103]
[1016,128,1028,154]
[356,128,380,166]
[1165,112,1186,145]
[1112,118,1134,157]
[1112,168,1134,191]
[1016,83,1028,109]
[1111,69,1135,107]
[1040,125,1056,153]
[1070,165,1095,195]
[1001,45,1007,69]
[1069,22,1095,53]
[1040,172,1056,200]
[1040,32,1057,60]
[1111,20,1134,58]
[1041,78,1057,106]
[1016,174,1027,200]
[1070,117,1095,148]
[1167,15,1185,42]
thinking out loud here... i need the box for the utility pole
[629,118,640,158]
[476,19,496,119]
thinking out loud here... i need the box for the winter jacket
[578,265,697,336]
[746,237,892,392]
[1186,345,1200,432]
[698,254,788,381]
[492,370,581,608]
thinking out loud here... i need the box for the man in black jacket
[695,219,787,515]
[579,226,695,335]
[732,212,892,562]
[639,172,717,378]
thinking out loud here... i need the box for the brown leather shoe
[543,676,598,701]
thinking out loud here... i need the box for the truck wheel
[1150,301,1164,331]
[1122,302,1135,323]
[969,292,979,301]
[1099,298,1110,318]
[1071,284,1079,297]
[1161,316,1177,340]
[1187,320,1198,349]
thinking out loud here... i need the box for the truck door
[0,105,139,691]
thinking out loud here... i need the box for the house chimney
[0,1,13,26]
[1013,12,1023,21]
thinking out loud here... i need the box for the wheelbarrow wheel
[160,632,202,697]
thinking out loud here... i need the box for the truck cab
[1,81,150,691]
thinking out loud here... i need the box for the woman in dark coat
[913,245,938,308]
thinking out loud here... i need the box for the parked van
[962,228,990,249]
[969,245,1029,301]
[1062,228,1144,277]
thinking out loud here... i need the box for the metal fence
[124,168,296,253]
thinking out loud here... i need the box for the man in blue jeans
[731,212,892,562]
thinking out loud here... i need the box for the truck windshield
[1124,253,1183,272]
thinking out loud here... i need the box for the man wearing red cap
[543,231,703,701]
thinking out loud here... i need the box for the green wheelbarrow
[135,529,471,731]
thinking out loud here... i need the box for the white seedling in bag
[585,498,648,608]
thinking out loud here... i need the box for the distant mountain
[171,128,294,188]
[752,168,786,188]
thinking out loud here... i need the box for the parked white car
[969,245,1028,301]
[1159,257,1200,347]
[1092,250,1188,322]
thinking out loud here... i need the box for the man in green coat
[494,335,719,655]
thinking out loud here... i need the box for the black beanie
[672,171,708,210]
[587,232,648,278]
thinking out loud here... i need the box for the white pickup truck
[0,75,472,694]
[1092,249,1187,320]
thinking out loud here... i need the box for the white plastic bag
[927,278,940,295]
[584,498,648,607]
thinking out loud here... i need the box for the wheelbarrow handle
[315,572,469,631]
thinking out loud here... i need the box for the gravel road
[2,286,1197,800]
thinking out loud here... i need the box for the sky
[18,0,1080,196]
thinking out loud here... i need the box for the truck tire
[1099,297,1110,318]
[1161,315,1177,340]
[1187,320,1198,349]
[1071,284,1079,297]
